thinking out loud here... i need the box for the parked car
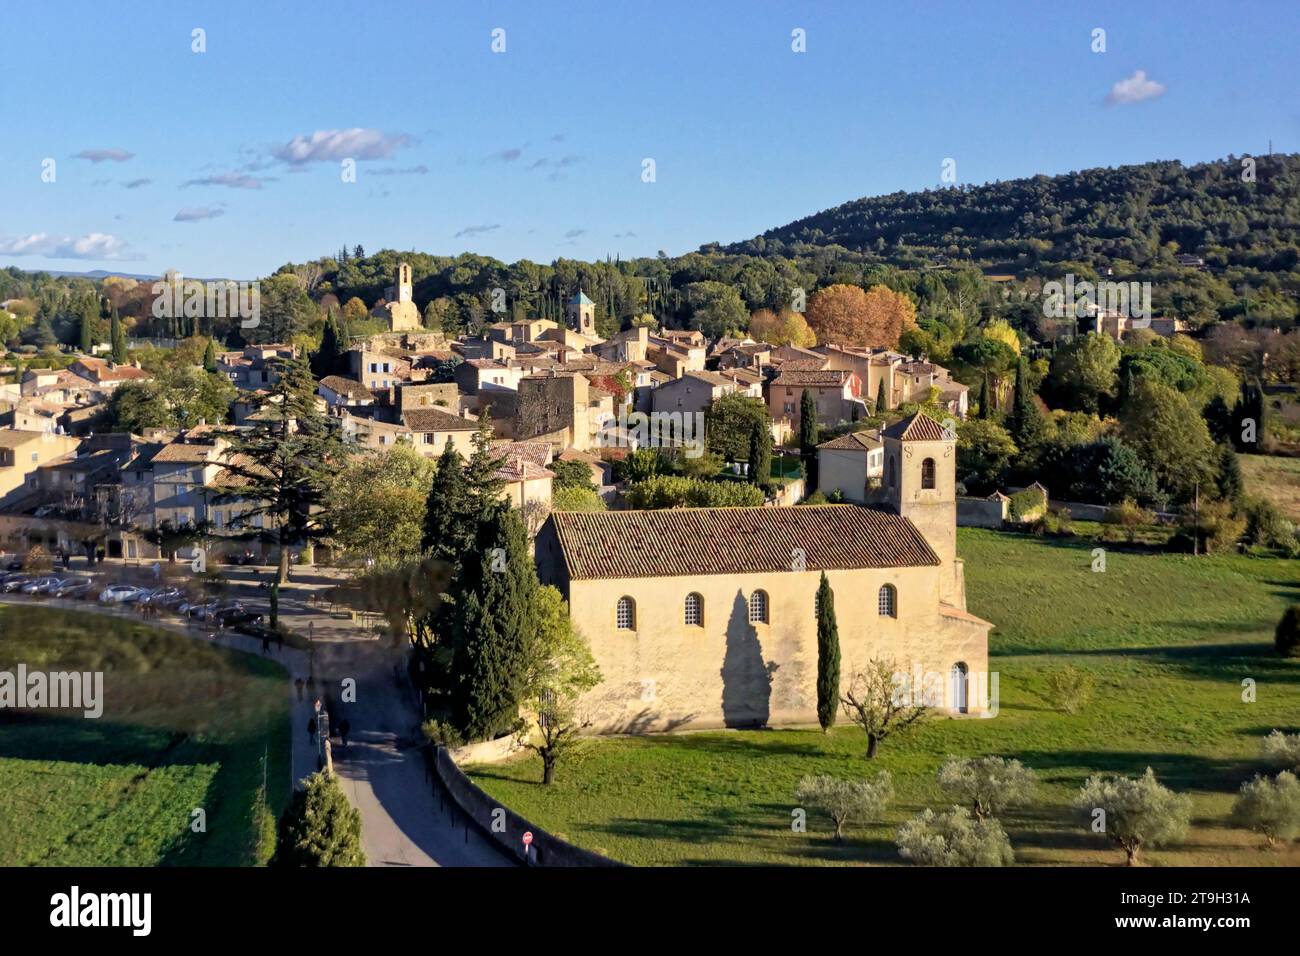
[224,548,258,566]
[51,578,95,599]
[1,575,35,593]
[212,606,261,628]
[99,584,145,604]
[142,586,184,608]
[21,575,67,595]
[185,600,221,620]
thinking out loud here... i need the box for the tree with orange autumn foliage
[749,308,817,348]
[806,284,916,349]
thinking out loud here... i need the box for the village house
[0,428,82,506]
[399,406,479,458]
[216,344,297,390]
[816,429,885,503]
[534,412,991,732]
[652,369,763,417]
[768,367,863,432]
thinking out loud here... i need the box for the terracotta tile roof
[319,376,374,400]
[818,429,882,451]
[491,439,552,467]
[0,428,45,448]
[548,504,938,581]
[151,442,220,463]
[495,458,553,482]
[401,407,477,432]
[772,369,852,387]
[882,412,952,442]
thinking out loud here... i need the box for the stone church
[535,412,992,733]
[371,262,422,332]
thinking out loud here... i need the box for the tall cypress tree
[816,572,840,732]
[421,439,472,566]
[874,378,886,416]
[451,505,539,740]
[799,388,820,490]
[1006,357,1048,459]
[978,373,991,419]
[203,338,217,372]
[110,306,127,363]
[78,296,96,354]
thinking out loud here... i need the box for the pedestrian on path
[338,718,350,749]
[294,677,304,701]
[306,717,316,743]
[261,631,270,655]
[276,627,283,653]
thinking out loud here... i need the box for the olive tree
[1262,730,1300,772]
[839,658,927,759]
[1232,771,1300,847]
[795,772,893,842]
[896,806,1015,866]
[936,756,1037,821]
[1075,768,1191,865]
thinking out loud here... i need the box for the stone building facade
[535,412,991,733]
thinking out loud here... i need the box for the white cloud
[174,206,225,222]
[454,224,500,238]
[0,232,131,259]
[182,172,273,189]
[273,128,411,163]
[1105,70,1166,106]
[74,148,134,163]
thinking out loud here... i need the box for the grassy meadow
[468,529,1300,866]
[0,605,290,866]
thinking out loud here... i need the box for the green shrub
[1262,730,1300,771]
[625,474,764,509]
[1044,665,1095,714]
[421,719,465,748]
[271,771,366,867]
[1008,486,1048,522]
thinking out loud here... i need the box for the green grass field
[468,529,1300,866]
[1241,453,1300,522]
[0,605,290,866]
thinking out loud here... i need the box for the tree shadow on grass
[1007,749,1257,794]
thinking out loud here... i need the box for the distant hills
[726,153,1300,275]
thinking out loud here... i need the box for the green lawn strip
[468,529,1300,866]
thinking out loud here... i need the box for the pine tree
[799,388,820,490]
[748,417,772,488]
[451,505,540,740]
[110,306,127,363]
[203,338,217,372]
[219,355,345,584]
[816,572,840,732]
[272,771,366,867]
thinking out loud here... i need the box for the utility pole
[1193,479,1200,557]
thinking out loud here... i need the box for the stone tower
[381,262,420,332]
[566,290,596,337]
[881,411,960,606]
[397,263,412,303]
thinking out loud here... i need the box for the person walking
[294,677,304,701]
[306,717,316,743]
[338,718,350,749]
[261,631,270,655]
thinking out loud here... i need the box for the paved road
[1,588,512,867]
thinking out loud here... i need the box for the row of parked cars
[0,573,264,628]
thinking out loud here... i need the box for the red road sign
[522,831,533,847]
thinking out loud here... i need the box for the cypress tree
[978,373,991,420]
[816,572,840,732]
[1215,444,1245,506]
[110,306,127,363]
[799,388,820,490]
[748,417,772,488]
[451,505,539,740]
[1006,357,1049,459]
[203,338,217,372]
[78,296,96,354]
[421,439,472,566]
[875,378,887,415]
[272,770,366,867]
[463,412,506,518]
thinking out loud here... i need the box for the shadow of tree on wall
[721,590,776,728]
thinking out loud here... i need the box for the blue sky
[1,0,1296,278]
